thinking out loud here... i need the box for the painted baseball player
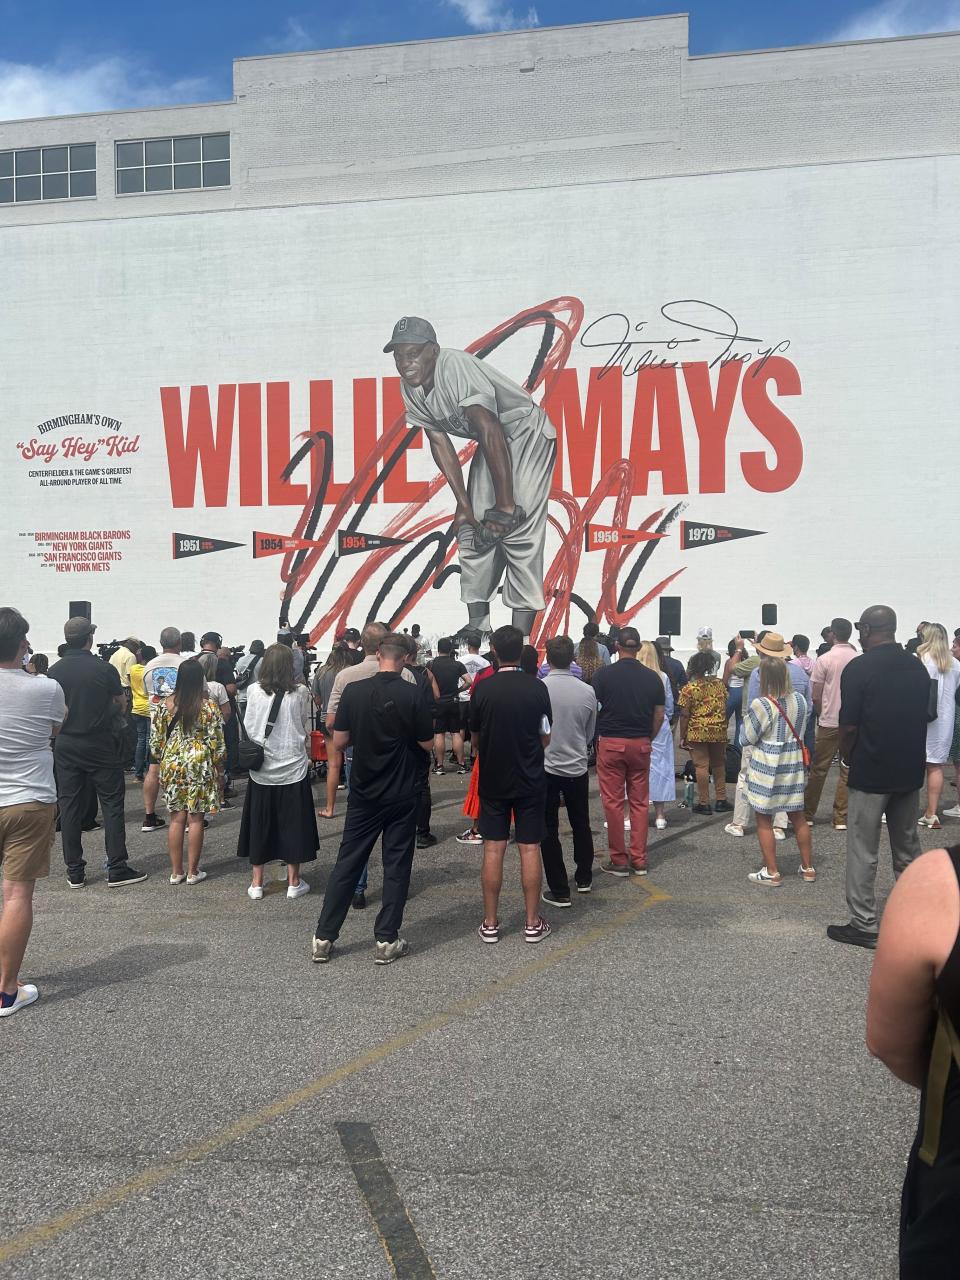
[384,316,556,638]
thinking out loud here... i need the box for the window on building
[115,133,230,194]
[0,143,96,204]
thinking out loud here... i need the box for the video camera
[96,640,123,663]
[228,645,246,661]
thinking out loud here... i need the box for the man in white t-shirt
[385,317,557,640]
[0,607,66,1017]
[458,631,489,761]
[140,626,193,833]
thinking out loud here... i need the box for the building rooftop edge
[1,15,959,129]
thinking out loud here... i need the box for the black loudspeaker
[68,600,92,621]
[761,603,778,627]
[659,596,682,636]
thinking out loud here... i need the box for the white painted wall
[3,150,956,653]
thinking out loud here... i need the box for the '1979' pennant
[680,521,766,550]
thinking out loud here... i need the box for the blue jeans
[133,714,150,778]
[725,689,743,744]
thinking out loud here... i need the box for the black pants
[224,711,240,775]
[541,771,594,896]
[415,755,432,836]
[316,795,417,943]
[55,736,129,873]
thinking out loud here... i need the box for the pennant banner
[172,532,245,560]
[337,530,411,557]
[584,524,668,552]
[252,531,326,559]
[680,521,766,551]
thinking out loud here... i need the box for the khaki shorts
[0,801,57,882]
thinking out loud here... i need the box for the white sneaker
[247,884,264,901]
[773,828,786,842]
[0,983,40,1017]
[655,817,667,830]
[287,879,311,899]
[186,871,207,885]
[375,938,410,965]
[603,820,631,830]
[724,823,744,837]
[169,873,186,885]
[943,805,960,818]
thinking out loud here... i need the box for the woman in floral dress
[150,658,225,886]
[677,651,732,815]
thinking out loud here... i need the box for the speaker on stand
[659,596,682,638]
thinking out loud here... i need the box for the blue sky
[1,0,959,120]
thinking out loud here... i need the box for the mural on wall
[157,296,800,644]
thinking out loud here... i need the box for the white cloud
[830,0,960,41]
[263,17,317,53]
[444,0,540,33]
[0,57,217,123]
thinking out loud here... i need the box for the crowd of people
[2,604,957,996]
[3,602,960,1269]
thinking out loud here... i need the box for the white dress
[923,655,960,764]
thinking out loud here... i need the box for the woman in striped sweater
[744,657,815,886]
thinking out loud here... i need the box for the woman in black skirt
[866,843,960,1278]
[237,643,319,900]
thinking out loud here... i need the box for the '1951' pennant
[172,533,245,559]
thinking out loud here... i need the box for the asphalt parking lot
[2,768,952,1279]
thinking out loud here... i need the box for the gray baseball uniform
[400,348,556,611]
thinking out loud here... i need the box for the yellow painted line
[0,881,669,1269]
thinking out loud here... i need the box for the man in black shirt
[827,605,931,949]
[592,626,665,876]
[49,617,147,887]
[469,625,553,945]
[312,633,433,966]
[403,637,439,849]
[428,638,468,774]
[200,631,238,783]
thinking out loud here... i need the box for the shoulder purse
[238,690,285,772]
[927,676,940,723]
[774,698,811,768]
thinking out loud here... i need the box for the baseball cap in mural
[64,616,96,643]
[617,627,641,649]
[383,317,438,352]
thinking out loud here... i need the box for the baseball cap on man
[655,635,674,652]
[617,627,641,650]
[64,616,96,644]
[383,317,438,352]
[342,627,361,643]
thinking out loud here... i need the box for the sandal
[748,867,782,886]
[798,865,817,882]
[918,815,942,830]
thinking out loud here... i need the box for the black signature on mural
[580,301,791,379]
